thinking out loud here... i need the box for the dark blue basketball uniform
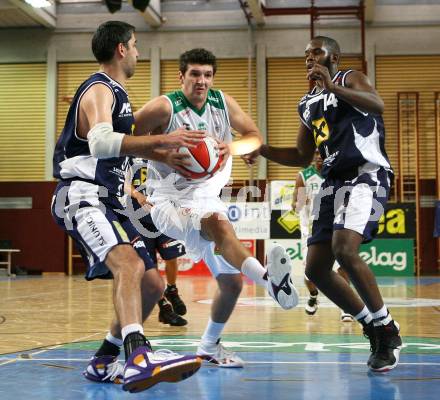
[297,70,393,244]
[128,158,186,265]
[51,72,154,279]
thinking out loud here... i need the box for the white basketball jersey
[298,165,323,240]
[147,89,233,200]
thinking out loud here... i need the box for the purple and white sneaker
[83,355,124,384]
[122,346,202,393]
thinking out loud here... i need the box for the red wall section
[419,179,437,274]
[0,182,66,273]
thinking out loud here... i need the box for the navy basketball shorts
[133,206,186,266]
[51,181,155,280]
[308,167,391,246]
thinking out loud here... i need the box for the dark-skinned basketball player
[243,36,402,372]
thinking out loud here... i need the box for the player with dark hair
[244,36,402,372]
[51,21,203,392]
[134,47,299,367]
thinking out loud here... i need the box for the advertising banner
[376,203,415,239]
[226,202,270,239]
[270,180,296,211]
[264,239,414,277]
[270,210,301,239]
[158,239,256,276]
[271,202,416,240]
[359,239,414,276]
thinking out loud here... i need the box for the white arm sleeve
[87,122,124,159]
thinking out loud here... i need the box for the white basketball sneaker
[340,311,354,322]
[197,339,244,368]
[266,244,299,310]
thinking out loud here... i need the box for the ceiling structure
[0,0,439,31]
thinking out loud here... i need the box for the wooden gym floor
[0,274,439,399]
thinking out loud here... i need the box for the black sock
[123,332,149,360]
[309,290,318,297]
[95,339,120,358]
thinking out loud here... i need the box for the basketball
[177,136,224,179]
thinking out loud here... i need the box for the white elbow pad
[87,122,124,159]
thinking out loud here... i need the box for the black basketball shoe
[158,302,187,327]
[363,321,377,367]
[164,285,187,316]
[369,320,402,372]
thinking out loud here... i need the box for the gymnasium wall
[0,23,439,274]
[0,182,64,273]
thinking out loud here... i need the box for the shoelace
[363,325,377,353]
[151,348,181,361]
[215,344,237,361]
[103,359,124,381]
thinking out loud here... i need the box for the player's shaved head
[312,36,341,57]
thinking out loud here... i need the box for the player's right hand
[241,147,260,166]
[160,128,206,149]
[163,149,194,178]
[132,191,152,211]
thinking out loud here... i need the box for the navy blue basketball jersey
[53,72,133,196]
[297,70,392,178]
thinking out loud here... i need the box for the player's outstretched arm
[79,84,204,162]
[225,93,262,156]
[258,122,316,167]
[120,130,205,160]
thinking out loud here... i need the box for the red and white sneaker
[197,339,244,368]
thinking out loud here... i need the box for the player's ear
[116,42,126,58]
[331,53,340,65]
[178,71,184,84]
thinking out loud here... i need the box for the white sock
[372,305,392,326]
[121,323,144,342]
[241,257,267,288]
[105,332,123,347]
[354,306,373,325]
[200,318,225,346]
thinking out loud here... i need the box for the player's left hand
[307,64,335,91]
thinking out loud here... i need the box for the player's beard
[319,55,332,70]
[124,58,136,79]
[126,64,136,79]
